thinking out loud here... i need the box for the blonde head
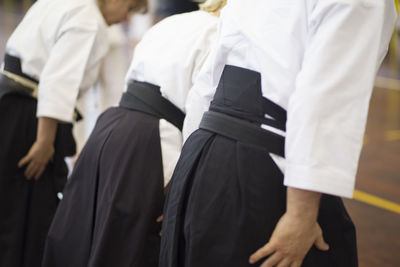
[199,0,227,14]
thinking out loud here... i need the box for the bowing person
[0,0,147,266]
[159,0,397,266]
[42,0,226,266]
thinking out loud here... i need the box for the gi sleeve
[284,0,397,198]
[183,53,216,141]
[37,28,98,122]
[183,25,222,141]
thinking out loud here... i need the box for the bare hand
[157,215,163,236]
[18,140,55,180]
[249,213,329,267]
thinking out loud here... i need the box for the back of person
[183,0,397,197]
[0,0,146,266]
[6,0,109,104]
[159,0,397,266]
[42,6,221,267]
[128,10,218,110]
[127,10,219,183]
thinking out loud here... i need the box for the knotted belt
[119,80,185,131]
[198,64,286,157]
[199,110,285,157]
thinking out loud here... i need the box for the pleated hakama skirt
[0,92,74,267]
[159,65,358,267]
[43,107,164,267]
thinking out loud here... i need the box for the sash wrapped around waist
[119,80,185,131]
[199,110,285,157]
[0,54,82,121]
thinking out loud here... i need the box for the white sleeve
[182,22,220,141]
[97,45,128,110]
[284,0,397,198]
[37,28,98,122]
[183,52,216,141]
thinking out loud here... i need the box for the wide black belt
[199,111,285,157]
[119,80,185,131]
[4,53,39,83]
[0,73,36,99]
[1,54,82,121]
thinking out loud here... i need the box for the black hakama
[0,65,75,267]
[43,81,183,267]
[160,65,358,267]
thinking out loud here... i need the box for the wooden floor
[1,2,399,266]
[344,84,400,266]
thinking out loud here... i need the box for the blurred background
[0,0,399,266]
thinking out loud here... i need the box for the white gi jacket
[183,0,398,198]
[5,0,110,123]
[74,24,130,152]
[125,10,219,186]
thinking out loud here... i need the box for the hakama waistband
[0,54,82,121]
[119,80,185,130]
[200,64,287,157]
[199,110,285,157]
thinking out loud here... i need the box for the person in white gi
[42,1,226,266]
[0,0,147,266]
[74,24,130,153]
[159,1,398,267]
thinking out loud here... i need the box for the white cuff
[159,119,183,187]
[284,163,356,198]
[37,101,75,123]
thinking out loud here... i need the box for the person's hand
[157,215,163,236]
[18,140,55,180]
[249,212,329,267]
[18,116,58,180]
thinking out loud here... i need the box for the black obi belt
[119,80,185,131]
[199,65,287,157]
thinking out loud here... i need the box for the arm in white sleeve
[183,85,213,141]
[37,28,98,122]
[182,21,221,141]
[98,25,128,110]
[183,51,217,141]
[284,0,397,198]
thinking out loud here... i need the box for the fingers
[157,215,163,236]
[156,215,164,236]
[18,142,54,180]
[249,242,274,264]
[290,260,302,267]
[21,154,46,180]
[276,258,292,267]
[18,154,31,168]
[260,252,282,267]
[314,225,329,251]
[24,161,37,180]
[34,165,46,180]
[24,161,46,180]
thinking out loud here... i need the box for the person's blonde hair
[199,0,227,13]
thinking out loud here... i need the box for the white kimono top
[74,24,130,152]
[5,0,110,123]
[125,10,219,186]
[183,0,398,198]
